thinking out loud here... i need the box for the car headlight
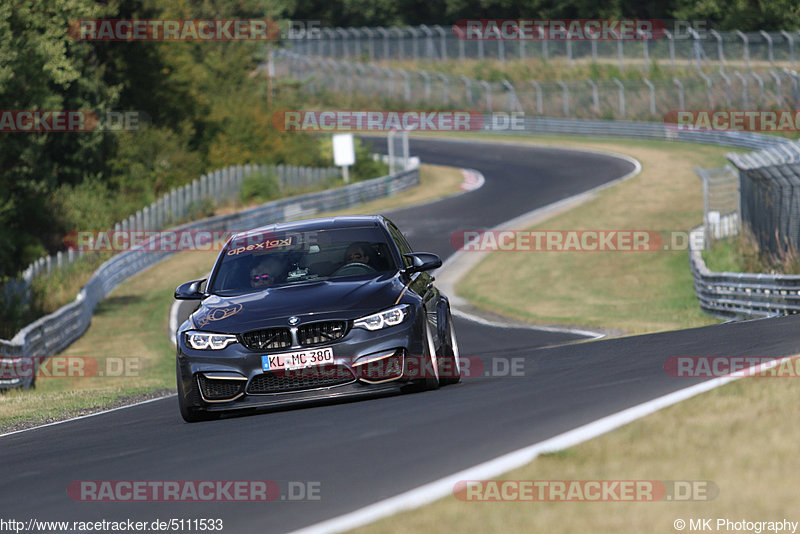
[353,305,410,331]
[185,331,238,350]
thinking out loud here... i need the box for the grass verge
[0,164,464,433]
[348,366,800,534]
[343,135,794,534]
[435,133,732,333]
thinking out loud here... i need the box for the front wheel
[419,321,440,391]
[438,309,461,386]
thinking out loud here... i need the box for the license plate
[262,348,334,371]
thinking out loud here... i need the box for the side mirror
[402,252,442,275]
[175,279,207,300]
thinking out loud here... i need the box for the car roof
[232,215,389,240]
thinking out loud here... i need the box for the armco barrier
[0,165,419,358]
[688,226,800,318]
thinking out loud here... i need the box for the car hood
[191,273,406,333]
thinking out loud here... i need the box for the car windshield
[209,226,397,295]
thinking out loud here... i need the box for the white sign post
[332,133,355,184]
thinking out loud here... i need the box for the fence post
[419,70,431,101]
[710,30,725,72]
[479,80,492,112]
[565,36,572,67]
[673,77,685,111]
[588,79,600,114]
[376,27,389,60]
[643,78,656,115]
[770,70,783,107]
[336,28,349,59]
[688,27,703,70]
[760,31,774,68]
[530,80,543,115]
[438,73,449,105]
[612,78,625,118]
[419,24,435,59]
[391,27,404,60]
[664,30,676,70]
[781,30,795,68]
[639,30,649,72]
[734,70,749,107]
[698,71,714,107]
[364,27,375,61]
[557,79,569,116]
[461,76,472,106]
[407,26,419,61]
[719,70,732,107]
[322,28,334,58]
[736,31,750,72]
[432,25,446,60]
[751,71,765,105]
[398,69,411,101]
[502,79,521,112]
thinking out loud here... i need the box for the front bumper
[177,314,429,413]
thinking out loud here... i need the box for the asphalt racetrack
[4,137,800,533]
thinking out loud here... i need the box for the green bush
[240,169,281,204]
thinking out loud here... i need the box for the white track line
[451,307,604,339]
[0,394,176,439]
[290,355,796,534]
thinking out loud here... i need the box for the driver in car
[250,256,285,288]
[343,243,372,267]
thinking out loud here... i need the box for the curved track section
[4,138,799,533]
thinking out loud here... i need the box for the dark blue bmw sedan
[174,215,460,422]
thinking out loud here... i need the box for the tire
[420,321,440,391]
[438,309,461,386]
[177,361,219,423]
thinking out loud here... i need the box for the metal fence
[0,160,419,360]
[274,50,800,121]
[725,140,800,258]
[689,226,800,318]
[2,163,341,310]
[288,26,800,72]
[695,166,740,248]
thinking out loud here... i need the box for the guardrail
[0,162,420,360]
[11,163,341,294]
[688,226,800,318]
